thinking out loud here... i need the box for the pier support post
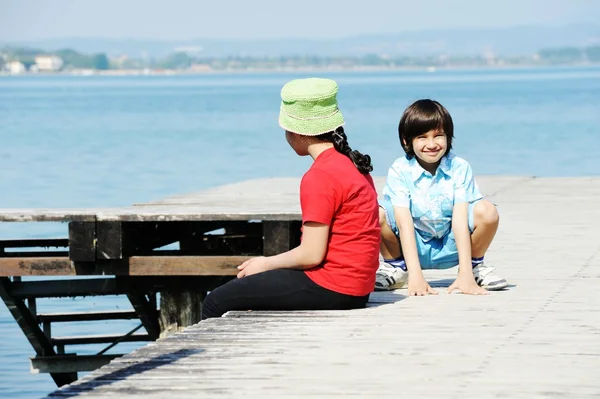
[159,291,205,338]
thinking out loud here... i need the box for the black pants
[201,269,370,320]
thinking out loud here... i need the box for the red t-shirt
[301,148,380,296]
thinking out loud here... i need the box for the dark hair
[317,127,373,174]
[398,99,454,158]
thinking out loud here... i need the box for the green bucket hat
[279,78,345,136]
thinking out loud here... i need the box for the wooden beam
[0,256,250,277]
[68,222,96,262]
[0,278,55,355]
[0,238,69,249]
[52,333,151,346]
[9,278,123,298]
[263,221,292,256]
[0,277,77,386]
[1,251,69,258]
[96,221,123,259]
[37,310,139,323]
[31,354,122,374]
[127,294,160,340]
[125,256,247,276]
[0,257,77,276]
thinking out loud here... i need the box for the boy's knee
[474,200,499,226]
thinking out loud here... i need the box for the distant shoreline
[1,63,599,77]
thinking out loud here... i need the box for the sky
[1,0,599,41]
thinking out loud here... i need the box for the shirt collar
[408,153,452,181]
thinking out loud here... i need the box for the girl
[202,78,381,319]
[376,99,508,295]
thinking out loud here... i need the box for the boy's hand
[447,274,489,295]
[408,275,438,296]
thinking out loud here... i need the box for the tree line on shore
[2,45,599,72]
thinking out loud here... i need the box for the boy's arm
[452,202,473,276]
[448,202,487,295]
[394,206,438,296]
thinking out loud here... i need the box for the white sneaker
[375,261,408,291]
[473,263,508,291]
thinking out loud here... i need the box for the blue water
[1,67,599,398]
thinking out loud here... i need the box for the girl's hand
[237,257,271,278]
[447,274,489,295]
[408,275,438,296]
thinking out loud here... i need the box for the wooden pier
[2,176,600,397]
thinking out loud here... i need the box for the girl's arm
[264,222,329,269]
[237,222,329,277]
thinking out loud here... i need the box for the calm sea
[1,67,599,398]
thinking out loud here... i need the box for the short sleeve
[300,169,339,225]
[454,162,483,203]
[385,164,410,208]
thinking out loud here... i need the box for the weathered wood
[8,278,124,298]
[127,294,160,340]
[0,176,534,223]
[68,222,96,262]
[7,276,229,299]
[1,250,69,258]
[31,354,122,374]
[51,333,151,346]
[0,256,252,277]
[0,209,100,222]
[0,278,54,355]
[97,207,303,222]
[0,257,74,276]
[37,310,140,323]
[159,291,205,338]
[96,221,123,259]
[0,277,77,387]
[0,238,69,249]
[126,256,248,276]
[263,221,292,256]
[43,176,600,398]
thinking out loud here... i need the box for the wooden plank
[31,354,122,374]
[51,333,151,346]
[68,222,96,262]
[0,209,100,222]
[9,278,123,298]
[0,257,76,276]
[126,256,248,276]
[96,207,302,222]
[0,238,69,249]
[0,256,250,277]
[1,251,69,258]
[37,310,140,323]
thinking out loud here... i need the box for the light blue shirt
[382,153,482,241]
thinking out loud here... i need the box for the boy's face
[408,128,448,167]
